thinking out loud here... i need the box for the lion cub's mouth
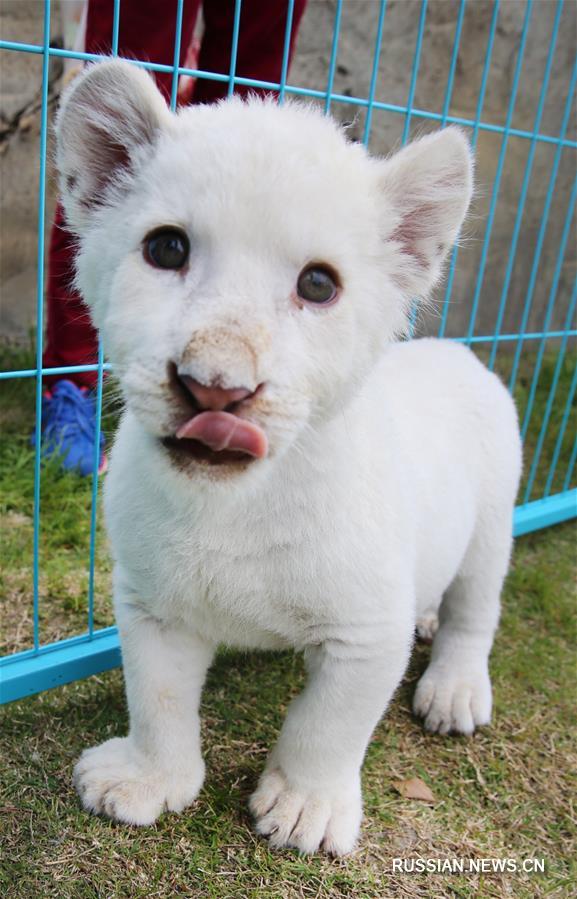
[159,364,268,468]
[162,436,258,466]
[162,409,268,467]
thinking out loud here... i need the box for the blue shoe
[31,379,107,476]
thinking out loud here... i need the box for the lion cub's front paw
[413,661,492,735]
[73,737,204,825]
[249,767,362,856]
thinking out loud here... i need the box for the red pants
[43,0,306,387]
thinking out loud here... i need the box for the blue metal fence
[1,0,575,703]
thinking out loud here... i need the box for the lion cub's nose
[179,375,254,412]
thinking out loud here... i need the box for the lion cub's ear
[378,127,474,298]
[56,58,171,234]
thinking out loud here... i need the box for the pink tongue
[176,411,268,459]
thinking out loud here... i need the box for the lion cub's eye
[144,227,190,270]
[296,265,339,305]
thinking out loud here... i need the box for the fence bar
[563,437,577,493]
[465,0,532,343]
[82,0,123,640]
[30,0,52,653]
[441,0,466,128]
[513,490,577,537]
[437,0,467,338]
[170,0,185,110]
[453,330,577,344]
[0,628,121,704]
[227,0,242,97]
[362,0,387,145]
[3,330,577,385]
[404,0,429,333]
[82,0,122,638]
[278,0,295,105]
[544,363,577,498]
[401,0,428,146]
[324,0,343,115]
[87,343,105,638]
[2,39,577,149]
[523,276,577,502]
[111,0,120,55]
[520,177,577,440]
[438,0,500,332]
[509,57,577,393]
[0,364,113,381]
[488,0,564,369]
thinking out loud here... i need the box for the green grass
[1,340,576,897]
[0,340,119,651]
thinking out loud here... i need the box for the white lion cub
[56,60,521,856]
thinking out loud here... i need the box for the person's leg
[85,0,201,102]
[42,204,100,389]
[39,200,109,476]
[193,0,308,103]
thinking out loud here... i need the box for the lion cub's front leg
[73,592,214,825]
[250,617,413,855]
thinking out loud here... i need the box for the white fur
[58,60,522,855]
